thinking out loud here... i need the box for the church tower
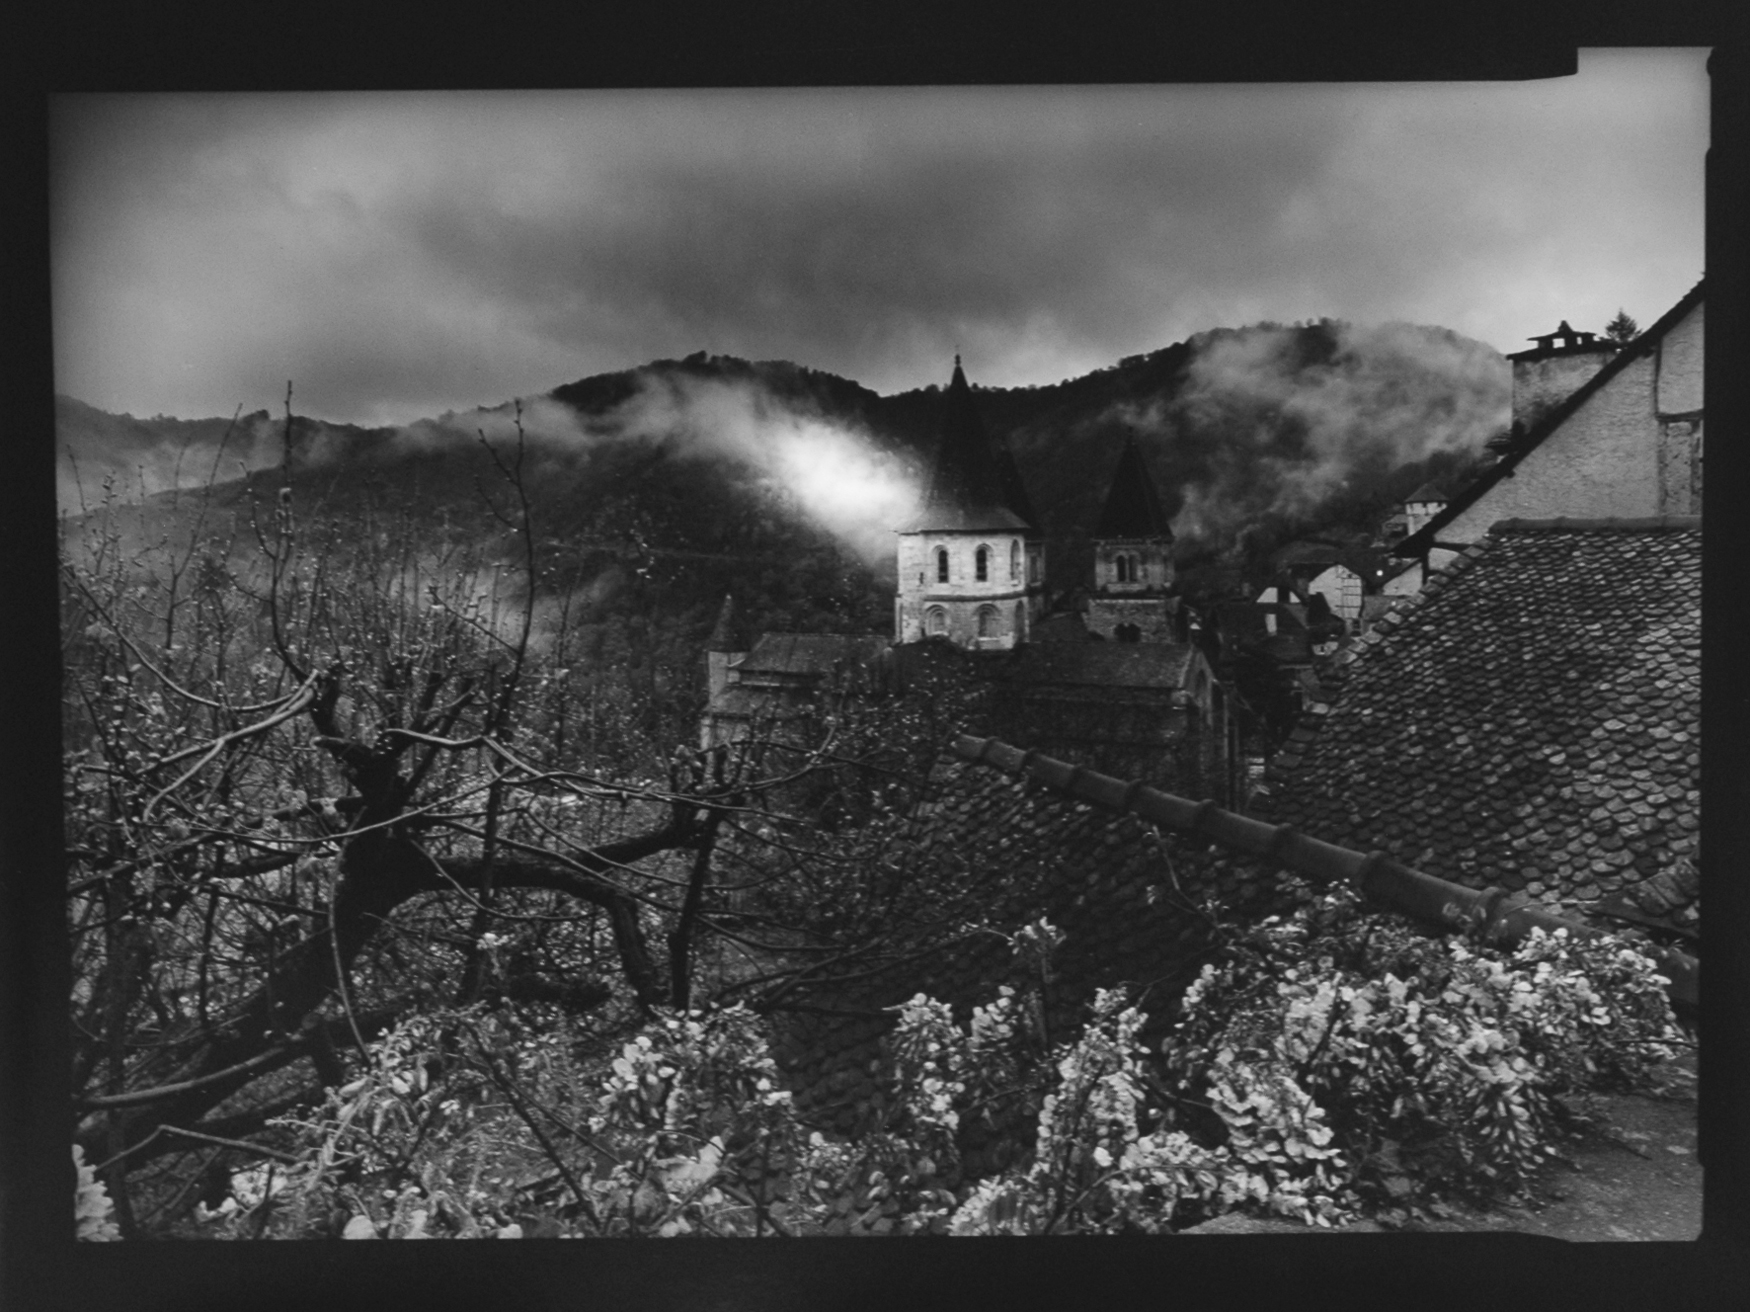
[1084,436,1175,643]
[895,358,1044,649]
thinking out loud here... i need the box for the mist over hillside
[58,316,1507,610]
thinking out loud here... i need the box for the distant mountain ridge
[58,322,1505,746]
[58,318,1507,567]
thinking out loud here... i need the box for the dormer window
[936,548,950,583]
[975,545,989,582]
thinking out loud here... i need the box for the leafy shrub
[74,1145,121,1241]
[176,890,1683,1237]
[1164,886,1685,1212]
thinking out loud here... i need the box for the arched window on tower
[976,605,999,639]
[925,606,948,636]
[936,547,950,583]
[1114,553,1132,584]
[1010,539,1021,581]
[975,545,989,582]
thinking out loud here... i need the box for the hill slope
[57,320,1506,736]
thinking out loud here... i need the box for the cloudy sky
[51,50,1707,429]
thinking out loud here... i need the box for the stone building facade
[893,359,1045,649]
[1506,319,1621,433]
[1083,437,1177,643]
[1399,282,1704,576]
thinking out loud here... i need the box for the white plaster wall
[1426,546,1461,576]
[1445,301,1702,541]
[1307,564,1363,621]
[1445,355,1658,541]
[1656,300,1704,416]
[1511,349,1616,430]
[1404,501,1443,537]
[1382,568,1422,597]
[1658,419,1703,515]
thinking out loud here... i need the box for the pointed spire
[706,594,751,652]
[1094,437,1171,539]
[1405,482,1447,505]
[911,359,1034,532]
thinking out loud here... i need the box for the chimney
[1504,319,1619,435]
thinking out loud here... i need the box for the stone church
[707,357,1224,793]
[893,357,1046,649]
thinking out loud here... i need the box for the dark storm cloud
[51,58,1706,426]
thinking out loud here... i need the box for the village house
[1260,536,1423,637]
[699,603,888,749]
[1396,280,1703,579]
[1378,482,1449,547]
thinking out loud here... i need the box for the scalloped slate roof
[904,361,1037,533]
[736,632,889,678]
[769,754,1282,1134]
[705,594,752,652]
[1258,518,1700,932]
[1093,437,1173,540]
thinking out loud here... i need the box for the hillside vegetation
[59,318,1506,730]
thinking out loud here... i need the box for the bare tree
[61,396,989,1235]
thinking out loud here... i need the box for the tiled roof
[904,360,1037,533]
[1030,611,1090,643]
[1357,594,1405,626]
[1273,539,1346,569]
[772,716,1701,1130]
[736,632,889,678]
[1507,320,1616,361]
[1396,280,1705,557]
[769,752,1276,1134]
[1093,437,1173,540]
[995,641,1193,691]
[705,594,752,652]
[1258,518,1700,931]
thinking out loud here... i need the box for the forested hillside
[58,319,1507,738]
